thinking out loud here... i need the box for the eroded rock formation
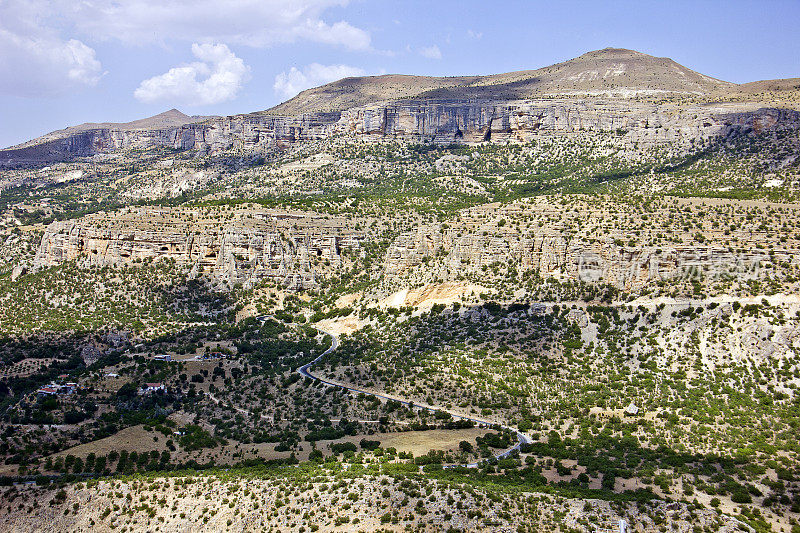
[333,100,800,147]
[3,100,798,167]
[33,207,367,290]
[383,199,793,291]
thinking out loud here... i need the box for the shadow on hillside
[417,77,544,101]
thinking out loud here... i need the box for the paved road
[277,317,531,468]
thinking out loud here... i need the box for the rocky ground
[2,47,800,533]
[1,469,754,533]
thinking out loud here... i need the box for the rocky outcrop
[386,224,773,290]
[33,207,367,290]
[0,128,197,167]
[30,197,799,294]
[193,113,340,153]
[79,344,103,365]
[333,100,800,147]
[0,113,339,167]
[383,200,792,291]
[4,99,798,167]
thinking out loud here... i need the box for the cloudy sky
[1,0,798,148]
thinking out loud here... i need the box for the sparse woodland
[0,96,798,533]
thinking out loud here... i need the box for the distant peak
[158,108,188,118]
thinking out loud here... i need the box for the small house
[143,383,165,393]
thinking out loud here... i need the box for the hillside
[4,47,796,167]
[267,48,737,115]
[3,109,212,151]
[739,77,800,93]
[265,73,482,116]
[1,43,800,533]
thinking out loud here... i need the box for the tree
[116,382,137,399]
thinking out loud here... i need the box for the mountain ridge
[2,47,798,164]
[4,109,213,151]
[265,47,739,115]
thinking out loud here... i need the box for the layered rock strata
[383,200,797,291]
[33,207,366,290]
[3,100,797,166]
[332,100,799,147]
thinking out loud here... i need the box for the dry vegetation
[1,52,800,532]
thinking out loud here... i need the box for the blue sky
[1,0,798,148]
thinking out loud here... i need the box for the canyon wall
[382,198,796,292]
[32,208,366,290]
[29,198,800,293]
[385,224,773,291]
[3,100,798,167]
[333,100,800,147]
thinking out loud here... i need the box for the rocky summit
[1,47,800,533]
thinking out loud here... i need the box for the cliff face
[192,112,339,153]
[3,100,797,167]
[33,208,367,290]
[28,197,799,294]
[0,128,202,166]
[385,224,773,291]
[0,112,339,167]
[382,199,792,292]
[332,100,800,146]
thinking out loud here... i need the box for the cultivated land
[0,48,799,532]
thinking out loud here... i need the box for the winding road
[286,318,532,468]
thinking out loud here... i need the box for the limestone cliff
[3,100,797,167]
[382,199,794,292]
[33,207,367,290]
[331,100,799,146]
[31,197,800,294]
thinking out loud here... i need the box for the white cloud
[0,3,102,97]
[0,0,372,98]
[467,29,483,40]
[418,45,442,59]
[67,0,371,50]
[134,43,250,106]
[274,63,367,99]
